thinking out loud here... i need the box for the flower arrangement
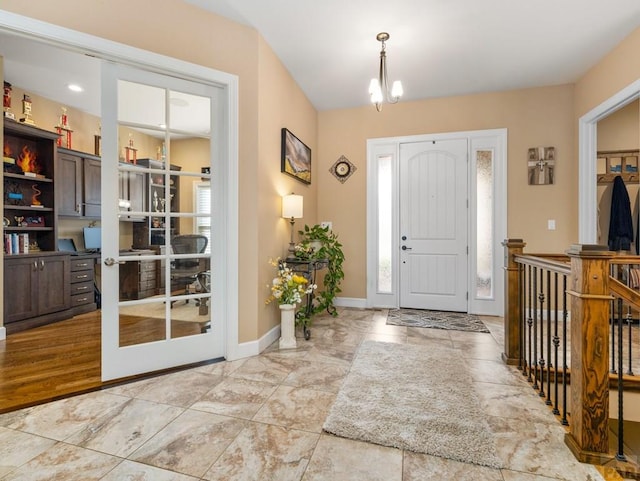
[266,258,316,306]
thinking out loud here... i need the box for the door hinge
[466,245,469,255]
[466,292,468,300]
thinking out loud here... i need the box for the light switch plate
[548,219,556,230]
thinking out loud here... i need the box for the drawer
[71,270,94,283]
[71,292,94,307]
[140,261,157,273]
[71,280,94,296]
[71,259,94,271]
[140,279,157,291]
[138,288,157,299]
[140,269,156,282]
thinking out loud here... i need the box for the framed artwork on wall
[281,128,311,184]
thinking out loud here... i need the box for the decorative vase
[279,303,297,349]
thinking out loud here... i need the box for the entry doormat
[386,308,490,333]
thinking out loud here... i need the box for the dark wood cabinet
[3,120,59,253]
[3,253,71,333]
[57,148,101,218]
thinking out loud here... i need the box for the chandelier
[368,32,403,111]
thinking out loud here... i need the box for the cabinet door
[58,152,82,216]
[4,257,39,323]
[37,255,71,315]
[119,170,146,221]
[83,158,101,217]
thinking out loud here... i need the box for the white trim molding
[578,78,640,244]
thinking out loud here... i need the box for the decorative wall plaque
[330,155,357,183]
[527,146,555,185]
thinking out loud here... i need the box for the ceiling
[1,1,640,117]
[184,0,640,111]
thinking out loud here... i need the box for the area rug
[323,340,503,469]
[386,308,489,333]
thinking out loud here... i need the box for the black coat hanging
[608,175,634,251]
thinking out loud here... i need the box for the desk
[282,258,329,340]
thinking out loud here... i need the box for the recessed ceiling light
[67,84,84,93]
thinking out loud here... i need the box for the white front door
[399,139,468,311]
[101,62,225,381]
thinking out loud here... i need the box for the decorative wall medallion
[330,155,356,183]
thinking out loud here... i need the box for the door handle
[104,257,126,266]
[402,246,412,251]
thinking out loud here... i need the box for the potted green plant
[296,224,345,318]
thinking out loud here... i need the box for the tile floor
[0,308,617,480]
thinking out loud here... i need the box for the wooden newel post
[502,238,526,365]
[565,244,614,464]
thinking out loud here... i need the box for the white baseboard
[0,326,5,341]
[230,324,280,360]
[334,297,367,309]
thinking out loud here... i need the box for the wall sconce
[282,193,303,257]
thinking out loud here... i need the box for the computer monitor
[83,227,101,252]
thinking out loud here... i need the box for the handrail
[513,253,571,276]
[610,277,640,311]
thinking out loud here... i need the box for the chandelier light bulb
[391,80,403,100]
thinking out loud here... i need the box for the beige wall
[256,37,318,338]
[1,3,639,343]
[1,0,318,343]
[318,85,576,298]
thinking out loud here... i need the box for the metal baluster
[526,265,533,381]
[561,275,569,426]
[627,311,634,376]
[532,266,539,389]
[611,264,617,373]
[545,269,552,405]
[552,272,560,415]
[538,268,545,397]
[616,298,627,461]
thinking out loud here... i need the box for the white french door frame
[0,11,240,362]
[366,129,507,316]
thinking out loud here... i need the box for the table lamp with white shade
[282,193,303,257]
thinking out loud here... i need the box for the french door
[100,62,224,381]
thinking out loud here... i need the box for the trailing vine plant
[295,224,345,319]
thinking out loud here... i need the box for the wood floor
[0,311,204,414]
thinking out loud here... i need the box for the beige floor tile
[204,423,319,481]
[469,359,530,386]
[130,410,247,478]
[190,377,278,419]
[1,443,120,481]
[230,355,298,384]
[0,427,57,477]
[131,369,224,407]
[281,359,350,392]
[253,385,336,433]
[64,398,184,458]
[0,391,130,441]
[403,451,504,481]
[101,460,199,480]
[302,434,402,481]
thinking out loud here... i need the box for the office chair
[170,234,208,306]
